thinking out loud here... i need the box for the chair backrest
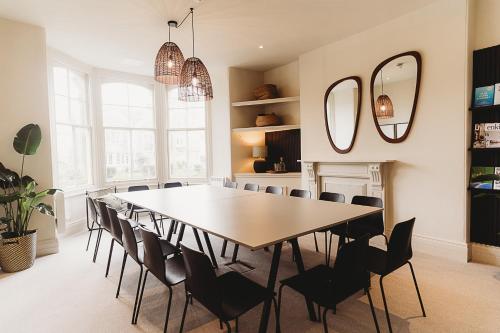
[224,181,238,189]
[243,183,259,191]
[164,182,182,188]
[387,218,415,271]
[118,216,140,262]
[265,185,283,195]
[95,200,112,231]
[87,197,99,225]
[331,234,370,302]
[180,244,221,315]
[319,192,345,203]
[139,227,167,284]
[106,206,123,243]
[127,185,150,209]
[350,195,384,236]
[290,189,311,199]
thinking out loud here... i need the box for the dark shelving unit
[469,44,500,247]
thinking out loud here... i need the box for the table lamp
[252,145,268,173]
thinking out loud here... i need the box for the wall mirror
[324,76,362,153]
[370,51,422,143]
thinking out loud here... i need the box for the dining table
[114,184,382,333]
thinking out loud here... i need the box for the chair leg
[408,261,426,317]
[166,219,175,241]
[366,288,380,333]
[383,234,389,246]
[163,286,173,333]
[85,220,95,251]
[131,265,143,324]
[324,233,328,265]
[179,292,190,333]
[317,304,321,321]
[116,250,127,298]
[105,238,115,277]
[322,307,329,333]
[224,321,232,333]
[92,228,103,263]
[231,244,239,263]
[327,232,333,266]
[379,276,393,333]
[272,297,280,333]
[134,270,149,324]
[219,320,223,330]
[277,284,286,313]
[313,232,319,252]
[220,240,228,257]
[235,317,239,333]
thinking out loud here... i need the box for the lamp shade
[375,94,394,119]
[155,41,185,85]
[252,146,268,158]
[179,57,213,102]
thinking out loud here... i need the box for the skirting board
[36,237,59,257]
[470,242,500,266]
[64,217,87,236]
[412,233,468,263]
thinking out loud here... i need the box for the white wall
[0,18,58,256]
[299,0,469,260]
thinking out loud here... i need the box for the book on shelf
[495,167,500,190]
[485,123,500,148]
[474,85,495,107]
[473,123,485,148]
[470,166,495,189]
[495,83,500,105]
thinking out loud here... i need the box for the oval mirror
[370,51,422,143]
[324,76,362,154]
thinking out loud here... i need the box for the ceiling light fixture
[179,8,213,102]
[154,20,185,85]
[375,69,394,119]
[259,45,264,49]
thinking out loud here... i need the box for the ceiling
[0,0,437,75]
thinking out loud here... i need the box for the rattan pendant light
[179,8,213,102]
[375,69,394,119]
[155,21,185,85]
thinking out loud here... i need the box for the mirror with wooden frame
[324,76,362,154]
[370,51,422,143]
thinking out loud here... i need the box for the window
[166,87,207,179]
[51,66,92,189]
[101,82,156,182]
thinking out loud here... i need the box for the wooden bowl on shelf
[254,84,278,100]
[256,113,281,127]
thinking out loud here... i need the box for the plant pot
[0,230,37,273]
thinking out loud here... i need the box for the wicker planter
[0,230,37,273]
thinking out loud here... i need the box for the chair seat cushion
[366,246,388,275]
[217,271,273,320]
[164,255,186,286]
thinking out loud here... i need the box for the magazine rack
[469,44,500,246]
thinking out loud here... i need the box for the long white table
[114,185,382,333]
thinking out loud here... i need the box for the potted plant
[0,124,59,272]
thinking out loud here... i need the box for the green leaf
[21,175,37,187]
[0,192,19,204]
[24,180,36,194]
[13,124,42,156]
[33,203,54,216]
[34,188,61,199]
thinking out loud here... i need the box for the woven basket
[0,230,37,273]
[256,113,281,127]
[253,84,278,100]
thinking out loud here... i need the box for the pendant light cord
[191,8,195,58]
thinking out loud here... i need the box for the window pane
[130,107,154,128]
[102,83,128,105]
[168,108,187,129]
[188,107,205,128]
[105,129,130,181]
[69,71,85,100]
[169,131,188,178]
[102,105,129,127]
[55,95,70,123]
[132,130,156,179]
[56,125,91,188]
[129,85,153,107]
[70,99,86,125]
[188,130,206,178]
[53,67,68,95]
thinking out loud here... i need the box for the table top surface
[114,185,382,250]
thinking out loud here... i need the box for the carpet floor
[1,225,500,333]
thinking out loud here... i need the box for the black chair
[224,181,238,189]
[328,195,385,263]
[127,185,150,221]
[366,218,425,333]
[86,197,100,253]
[116,216,180,324]
[265,185,283,195]
[243,183,259,191]
[179,244,279,333]
[135,227,186,333]
[161,182,183,234]
[278,235,380,333]
[315,192,345,265]
[93,200,113,263]
[164,181,182,188]
[290,189,311,199]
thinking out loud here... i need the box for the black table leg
[128,206,135,219]
[166,220,175,241]
[290,238,317,322]
[231,244,239,263]
[192,227,204,252]
[202,231,218,269]
[149,212,162,235]
[175,223,186,248]
[258,242,282,333]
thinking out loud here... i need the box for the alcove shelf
[469,105,500,112]
[231,96,299,107]
[232,124,300,133]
